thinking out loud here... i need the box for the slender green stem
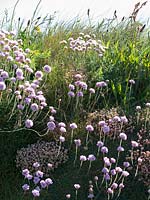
[131,147,134,165]
[97,147,100,157]
[135,165,139,177]
[95,180,100,192]
[136,112,140,125]
[57,141,62,157]
[87,161,92,174]
[85,131,89,148]
[74,146,78,166]
[70,129,74,148]
[78,161,83,172]
[115,139,122,167]
[75,190,78,200]
[115,178,125,200]
[145,109,149,129]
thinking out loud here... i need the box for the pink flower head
[1,71,9,79]
[79,81,87,90]
[33,177,40,184]
[43,65,51,73]
[88,154,96,161]
[60,127,66,133]
[25,119,33,128]
[74,184,80,190]
[40,180,47,188]
[97,141,104,148]
[70,123,77,129]
[59,136,65,142]
[119,132,127,140]
[123,162,130,168]
[66,194,71,199]
[129,79,135,84]
[69,84,75,90]
[102,125,110,134]
[119,183,125,189]
[120,116,128,123]
[22,184,30,191]
[96,81,107,88]
[117,146,125,152]
[35,71,43,79]
[131,141,139,148]
[0,81,6,90]
[26,174,33,180]
[113,116,121,122]
[146,102,150,107]
[111,183,118,189]
[32,189,40,197]
[138,157,142,164]
[80,155,87,161]
[17,104,24,110]
[86,125,94,132]
[16,68,23,77]
[74,74,82,80]
[111,169,116,176]
[22,169,30,176]
[98,121,106,126]
[104,173,110,180]
[102,167,109,174]
[58,122,66,127]
[136,106,141,110]
[110,158,116,164]
[77,91,83,97]
[35,170,44,178]
[115,167,123,173]
[31,103,39,112]
[47,121,56,131]
[101,146,108,154]
[68,91,75,97]
[122,170,129,177]
[33,162,40,168]
[89,88,95,94]
[45,178,53,185]
[74,139,81,146]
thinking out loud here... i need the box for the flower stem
[135,165,139,177]
[75,190,78,200]
[87,161,92,174]
[74,146,78,166]
[57,141,61,157]
[85,131,89,148]
[70,129,74,148]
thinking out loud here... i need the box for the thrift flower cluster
[60,32,107,56]
[22,162,53,197]
[67,73,109,114]
[87,108,132,140]
[0,30,51,128]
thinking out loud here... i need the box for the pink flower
[131,141,139,148]
[43,65,51,73]
[32,189,40,197]
[86,125,94,132]
[119,133,127,140]
[74,184,80,190]
[0,81,6,90]
[25,119,33,128]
